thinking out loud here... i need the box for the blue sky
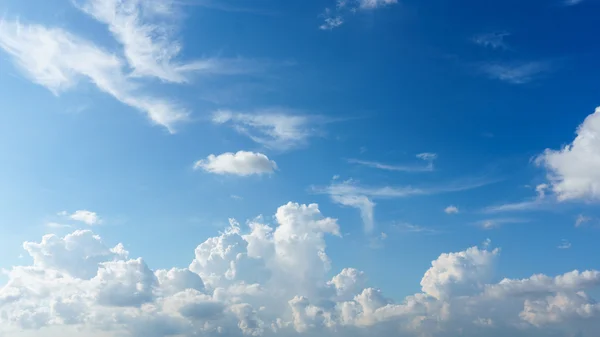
[2,0,600,336]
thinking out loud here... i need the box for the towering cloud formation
[1,202,600,337]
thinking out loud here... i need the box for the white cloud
[2,203,600,336]
[315,178,496,232]
[194,151,277,176]
[76,0,255,83]
[483,184,550,213]
[0,20,188,132]
[575,214,591,228]
[444,205,459,214]
[348,153,437,172]
[558,240,572,249]
[394,223,440,235]
[212,109,320,151]
[472,31,510,50]
[481,61,551,84]
[63,210,102,226]
[320,0,397,30]
[537,107,600,201]
[476,218,529,230]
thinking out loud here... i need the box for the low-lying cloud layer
[1,202,599,337]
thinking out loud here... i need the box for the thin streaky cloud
[348,153,437,172]
[313,176,498,232]
[212,109,328,151]
[483,184,551,214]
[480,61,551,84]
[0,20,188,132]
[476,218,529,230]
[347,159,433,172]
[394,222,441,235]
[558,239,572,249]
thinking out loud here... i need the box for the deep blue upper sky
[1,1,600,336]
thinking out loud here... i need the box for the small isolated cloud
[558,239,572,249]
[59,210,102,226]
[212,109,321,151]
[194,151,277,176]
[347,152,437,172]
[575,214,591,228]
[320,0,398,30]
[472,31,510,50]
[477,218,528,230]
[537,107,600,201]
[445,205,459,214]
[480,61,551,84]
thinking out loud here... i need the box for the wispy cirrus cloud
[320,0,398,30]
[347,152,437,172]
[0,20,189,132]
[480,61,552,84]
[212,109,326,151]
[75,0,259,83]
[476,218,529,230]
[558,239,572,249]
[314,176,497,232]
[483,184,550,214]
[394,222,441,235]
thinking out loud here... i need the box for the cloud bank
[2,202,600,337]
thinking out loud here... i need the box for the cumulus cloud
[3,202,600,337]
[212,109,321,151]
[537,107,600,201]
[320,0,398,30]
[0,20,189,132]
[59,210,102,226]
[194,151,277,176]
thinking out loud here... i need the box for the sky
[1,0,600,336]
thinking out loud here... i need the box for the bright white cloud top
[2,202,600,337]
[194,151,278,176]
[537,107,600,201]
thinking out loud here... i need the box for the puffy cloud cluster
[1,202,600,337]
